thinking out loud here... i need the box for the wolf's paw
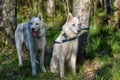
[19,63,23,66]
[41,66,46,72]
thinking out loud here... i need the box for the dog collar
[55,32,77,44]
[80,27,89,30]
[55,27,89,44]
[55,37,77,44]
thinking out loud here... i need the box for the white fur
[15,13,46,75]
[50,13,80,79]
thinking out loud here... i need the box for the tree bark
[0,0,16,48]
[46,0,55,16]
[72,0,91,61]
[104,0,111,15]
[113,0,120,30]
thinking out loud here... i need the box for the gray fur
[50,13,80,79]
[15,13,46,75]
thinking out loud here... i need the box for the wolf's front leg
[50,56,58,73]
[59,58,65,80]
[70,53,76,75]
[39,49,46,72]
[30,51,36,75]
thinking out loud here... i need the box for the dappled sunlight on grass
[1,25,120,79]
[87,25,120,79]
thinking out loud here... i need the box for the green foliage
[112,58,120,80]
[87,25,120,80]
[1,0,120,80]
[88,25,120,58]
[46,28,61,47]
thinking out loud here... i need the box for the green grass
[88,25,120,80]
[1,25,120,80]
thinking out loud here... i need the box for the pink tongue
[32,32,37,38]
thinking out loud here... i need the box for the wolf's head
[28,13,44,38]
[62,13,81,37]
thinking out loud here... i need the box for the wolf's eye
[36,23,39,25]
[72,24,75,26]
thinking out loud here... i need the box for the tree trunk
[100,0,104,7]
[46,0,55,16]
[72,0,91,61]
[113,0,120,30]
[104,0,111,15]
[0,0,16,48]
[41,0,45,13]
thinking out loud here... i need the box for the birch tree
[47,0,55,16]
[0,0,16,47]
[113,0,120,30]
[72,0,91,60]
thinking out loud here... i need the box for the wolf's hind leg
[16,39,23,66]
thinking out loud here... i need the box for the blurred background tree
[47,0,55,16]
[113,0,120,30]
[0,0,16,49]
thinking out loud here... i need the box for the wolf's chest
[61,40,78,60]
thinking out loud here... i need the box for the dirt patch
[79,59,102,80]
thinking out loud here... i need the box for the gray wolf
[15,13,46,75]
[50,13,81,79]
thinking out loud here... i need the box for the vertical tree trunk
[104,0,111,15]
[0,0,16,48]
[72,0,91,60]
[63,0,69,14]
[113,0,120,30]
[41,0,45,13]
[100,0,104,7]
[93,0,98,27]
[46,0,55,16]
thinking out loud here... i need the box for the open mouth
[31,31,37,38]
[31,28,40,38]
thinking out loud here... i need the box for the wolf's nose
[77,29,81,33]
[31,28,35,31]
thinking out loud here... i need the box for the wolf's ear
[29,13,33,19]
[67,13,73,22]
[38,13,43,21]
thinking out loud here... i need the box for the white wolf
[50,13,81,79]
[15,13,46,75]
